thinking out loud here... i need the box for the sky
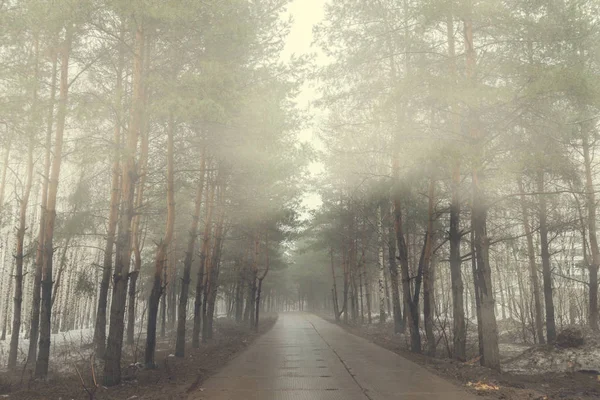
[281,0,328,214]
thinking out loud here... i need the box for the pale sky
[282,0,328,213]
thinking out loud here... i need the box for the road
[192,313,478,399]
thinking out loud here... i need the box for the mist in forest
[0,0,599,399]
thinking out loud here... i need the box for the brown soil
[1,315,277,400]
[338,320,600,400]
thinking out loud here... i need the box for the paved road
[192,313,478,400]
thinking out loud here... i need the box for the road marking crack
[305,317,373,400]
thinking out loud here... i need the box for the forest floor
[336,319,600,400]
[0,314,277,400]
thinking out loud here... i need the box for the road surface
[192,313,478,399]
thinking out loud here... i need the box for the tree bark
[127,53,150,346]
[94,23,124,357]
[378,204,386,324]
[205,200,225,339]
[144,112,176,368]
[537,170,557,343]
[582,133,599,331]
[255,230,270,330]
[423,179,436,357]
[518,177,545,343]
[35,24,73,379]
[8,37,37,368]
[330,248,340,321]
[103,22,144,386]
[464,14,500,371]
[28,47,57,364]
[192,175,215,348]
[446,9,467,363]
[394,190,421,353]
[175,148,205,357]
[387,204,403,333]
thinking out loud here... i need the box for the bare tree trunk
[166,239,177,331]
[8,37,37,368]
[28,46,57,364]
[446,11,466,363]
[103,22,144,386]
[330,248,340,321]
[175,149,205,357]
[159,270,167,338]
[464,14,500,371]
[0,152,13,343]
[255,230,270,330]
[2,261,15,341]
[235,266,245,322]
[342,250,349,324]
[144,113,175,369]
[192,175,215,348]
[35,24,73,379]
[387,204,403,333]
[518,177,545,344]
[537,171,557,343]
[423,179,436,357]
[394,191,421,353]
[582,133,599,331]
[127,73,150,346]
[378,204,386,324]
[205,200,225,339]
[94,24,124,357]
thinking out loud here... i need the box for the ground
[0,315,277,400]
[4,314,599,399]
[338,319,600,400]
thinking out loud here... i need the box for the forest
[0,0,599,399]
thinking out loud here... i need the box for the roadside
[332,318,600,400]
[0,315,277,400]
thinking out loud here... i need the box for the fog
[0,1,599,399]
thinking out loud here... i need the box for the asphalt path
[192,313,479,399]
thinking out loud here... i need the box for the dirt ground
[339,320,600,400]
[0,315,277,400]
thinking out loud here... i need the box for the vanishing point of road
[191,313,478,400]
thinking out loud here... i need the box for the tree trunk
[464,14,500,371]
[103,22,144,386]
[582,133,599,331]
[144,112,175,369]
[2,261,15,341]
[0,148,13,342]
[446,7,467,363]
[167,241,177,331]
[205,205,225,339]
[394,191,421,353]
[235,267,245,322]
[423,179,436,357]
[192,175,215,348]
[127,72,150,346]
[518,177,545,344]
[35,24,73,379]
[378,204,386,324]
[363,255,372,324]
[8,37,38,368]
[330,249,340,321]
[342,250,349,324]
[29,63,54,356]
[255,230,270,330]
[387,204,403,333]
[94,24,124,357]
[175,149,205,357]
[537,171,557,343]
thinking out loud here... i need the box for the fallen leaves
[466,381,500,391]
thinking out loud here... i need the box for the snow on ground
[0,328,94,374]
